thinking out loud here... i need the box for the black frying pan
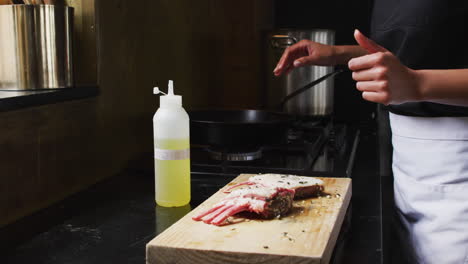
[189,69,344,147]
[189,109,293,147]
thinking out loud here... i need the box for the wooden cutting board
[146,174,352,264]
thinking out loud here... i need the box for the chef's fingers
[274,49,299,76]
[348,52,388,71]
[292,55,317,68]
[352,67,387,81]
[362,91,390,105]
[274,42,308,76]
[356,81,388,92]
[354,29,387,54]
[284,64,294,76]
[274,47,295,75]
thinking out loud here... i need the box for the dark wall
[1,0,277,228]
[274,0,376,123]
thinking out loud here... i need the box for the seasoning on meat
[224,174,325,199]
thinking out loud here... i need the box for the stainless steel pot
[0,4,73,90]
[266,29,335,116]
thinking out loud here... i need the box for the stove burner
[207,147,263,161]
[287,129,304,142]
[301,120,323,128]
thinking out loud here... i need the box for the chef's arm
[415,69,468,106]
[273,41,367,76]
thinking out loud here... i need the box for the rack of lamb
[192,174,324,226]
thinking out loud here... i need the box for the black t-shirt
[370,0,468,117]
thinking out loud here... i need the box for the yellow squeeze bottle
[153,80,190,207]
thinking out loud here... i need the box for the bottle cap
[158,80,182,108]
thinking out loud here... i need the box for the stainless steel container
[266,29,335,116]
[0,5,73,90]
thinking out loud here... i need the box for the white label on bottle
[154,148,190,160]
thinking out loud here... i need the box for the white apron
[390,113,468,264]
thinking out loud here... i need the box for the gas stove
[190,118,360,179]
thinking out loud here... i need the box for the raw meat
[192,184,294,226]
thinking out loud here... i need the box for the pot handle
[270,35,298,49]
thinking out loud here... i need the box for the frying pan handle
[278,69,345,111]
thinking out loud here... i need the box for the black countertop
[1,126,384,264]
[0,86,99,112]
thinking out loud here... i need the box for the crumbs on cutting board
[281,232,296,242]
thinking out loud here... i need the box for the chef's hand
[349,30,421,105]
[273,40,337,76]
